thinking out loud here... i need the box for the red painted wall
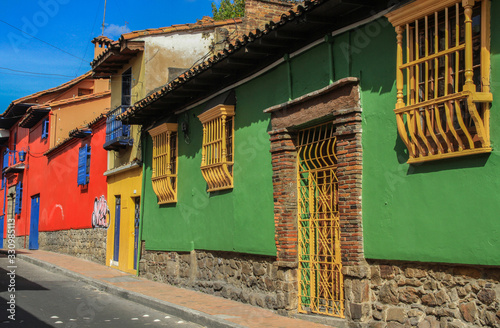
[36,119,107,231]
[1,117,108,239]
[0,124,31,240]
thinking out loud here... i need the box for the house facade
[1,72,111,263]
[118,0,500,326]
[91,0,296,274]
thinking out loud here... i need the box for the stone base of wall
[140,249,298,315]
[37,229,107,265]
[2,236,27,249]
[343,260,500,327]
[139,249,500,326]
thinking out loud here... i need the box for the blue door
[113,196,121,262]
[0,215,4,249]
[133,197,140,270]
[29,196,40,250]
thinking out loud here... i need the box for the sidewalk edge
[8,252,247,328]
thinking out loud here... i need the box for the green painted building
[122,0,500,325]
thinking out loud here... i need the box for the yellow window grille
[386,0,492,163]
[198,105,234,192]
[297,123,344,318]
[148,123,178,204]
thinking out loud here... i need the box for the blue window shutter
[77,146,87,185]
[42,119,49,139]
[85,145,91,184]
[77,145,91,185]
[15,182,22,214]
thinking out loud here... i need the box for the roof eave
[120,0,389,124]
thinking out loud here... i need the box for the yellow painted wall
[106,166,142,274]
[108,54,144,170]
[110,53,145,109]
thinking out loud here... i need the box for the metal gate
[297,122,344,317]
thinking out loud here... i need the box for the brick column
[269,128,298,265]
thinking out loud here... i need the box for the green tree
[211,0,246,21]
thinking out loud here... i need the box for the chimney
[91,36,113,60]
[242,0,299,35]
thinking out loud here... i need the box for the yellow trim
[148,123,178,204]
[297,123,344,318]
[408,147,491,164]
[386,0,461,27]
[198,105,235,192]
[390,0,492,163]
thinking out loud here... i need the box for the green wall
[142,4,500,265]
[141,67,290,255]
[355,9,500,266]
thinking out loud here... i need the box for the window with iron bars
[386,0,492,163]
[104,105,132,150]
[198,105,234,192]
[148,123,178,204]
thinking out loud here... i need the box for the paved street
[0,254,204,328]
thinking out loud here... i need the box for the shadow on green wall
[393,131,490,175]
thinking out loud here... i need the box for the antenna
[101,0,107,35]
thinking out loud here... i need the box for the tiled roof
[91,17,243,70]
[118,0,326,121]
[18,91,110,128]
[118,0,394,124]
[48,91,110,107]
[5,72,92,112]
[18,105,50,128]
[121,17,243,40]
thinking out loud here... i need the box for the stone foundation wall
[2,236,27,249]
[37,229,107,264]
[344,260,500,327]
[140,249,297,315]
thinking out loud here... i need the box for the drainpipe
[325,34,335,84]
[136,134,146,275]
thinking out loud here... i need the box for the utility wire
[0,19,86,61]
[0,67,75,78]
[76,0,103,75]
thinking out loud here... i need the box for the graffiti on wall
[92,196,110,228]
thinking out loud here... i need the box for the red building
[1,73,111,263]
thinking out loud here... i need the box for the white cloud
[103,24,131,39]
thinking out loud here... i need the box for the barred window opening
[387,0,492,163]
[148,123,178,204]
[198,105,235,192]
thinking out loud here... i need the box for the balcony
[3,149,26,173]
[103,105,133,151]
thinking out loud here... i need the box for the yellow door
[297,122,344,317]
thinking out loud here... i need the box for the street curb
[7,252,247,328]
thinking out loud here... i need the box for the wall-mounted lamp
[18,150,26,162]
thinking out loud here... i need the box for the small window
[77,145,91,186]
[41,118,49,140]
[198,105,234,192]
[387,0,492,163]
[78,88,92,96]
[15,182,22,214]
[148,123,178,204]
[122,68,132,106]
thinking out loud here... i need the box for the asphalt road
[0,253,204,327]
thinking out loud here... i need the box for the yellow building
[90,36,144,273]
[91,17,246,273]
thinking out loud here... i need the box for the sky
[0,0,219,111]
